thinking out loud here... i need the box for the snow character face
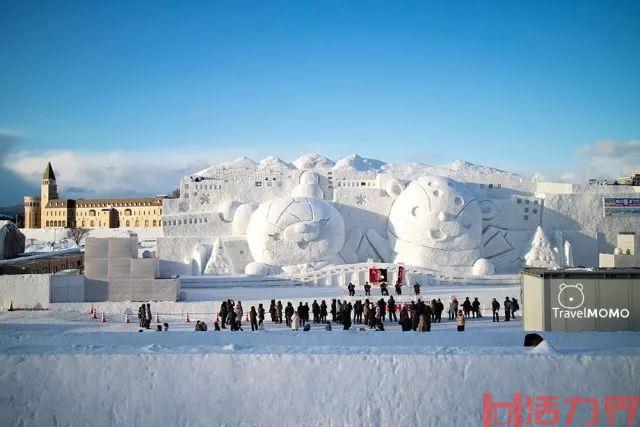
[388,175,482,252]
[557,283,584,309]
[246,197,345,267]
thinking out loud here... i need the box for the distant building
[23,162,164,229]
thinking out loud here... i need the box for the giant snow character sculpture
[244,196,349,275]
[369,175,490,274]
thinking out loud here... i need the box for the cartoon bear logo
[557,283,585,309]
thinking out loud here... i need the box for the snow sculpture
[0,221,25,260]
[244,196,346,275]
[191,244,210,275]
[384,175,483,273]
[218,200,241,222]
[204,237,233,275]
[291,170,324,199]
[231,203,258,236]
[472,258,495,276]
[524,226,560,268]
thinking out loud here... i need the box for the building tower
[23,196,41,228]
[40,162,58,229]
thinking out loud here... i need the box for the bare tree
[168,188,180,199]
[68,228,90,245]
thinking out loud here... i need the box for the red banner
[369,267,388,283]
[397,265,405,285]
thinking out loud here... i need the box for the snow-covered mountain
[192,152,531,186]
[292,153,335,170]
[332,154,386,172]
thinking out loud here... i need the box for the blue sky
[1,0,639,204]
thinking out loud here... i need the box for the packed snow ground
[1,283,639,426]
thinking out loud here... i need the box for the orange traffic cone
[101,313,107,323]
[92,309,97,319]
[124,313,130,323]
[156,313,160,324]
[186,313,191,323]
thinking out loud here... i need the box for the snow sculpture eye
[454,197,463,206]
[433,190,440,197]
[411,206,421,217]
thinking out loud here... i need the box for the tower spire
[42,162,56,180]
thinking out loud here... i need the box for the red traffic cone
[92,309,97,319]
[101,313,107,323]
[89,305,94,314]
[124,313,130,323]
[185,313,190,323]
[156,313,160,324]
[8,301,14,311]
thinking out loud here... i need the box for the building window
[533,209,537,214]
[517,198,522,204]
[153,220,157,227]
[524,208,529,213]
[145,220,149,227]
[524,215,529,220]
[135,220,140,227]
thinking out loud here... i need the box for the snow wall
[1,352,638,426]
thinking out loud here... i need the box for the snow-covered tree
[524,226,560,268]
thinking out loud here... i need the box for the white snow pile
[292,153,335,170]
[332,153,386,172]
[193,152,532,186]
[529,339,560,355]
[524,226,560,268]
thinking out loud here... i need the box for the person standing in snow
[449,298,459,321]
[219,301,228,329]
[364,282,371,296]
[491,298,500,322]
[258,303,265,328]
[395,280,402,295]
[312,300,320,323]
[347,282,355,297]
[249,306,258,331]
[235,301,244,329]
[472,297,481,318]
[285,302,294,326]
[456,310,465,331]
[504,297,512,322]
[387,296,397,322]
[320,300,328,323]
[399,307,411,331]
[511,298,519,319]
[276,301,283,324]
[138,305,145,327]
[145,303,152,329]
[435,298,444,323]
[269,300,276,323]
[291,311,300,331]
[462,297,472,318]
[330,299,337,322]
[380,281,389,296]
[413,282,421,295]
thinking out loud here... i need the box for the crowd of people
[186,292,520,333]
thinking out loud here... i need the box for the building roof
[42,162,56,180]
[75,197,164,208]
[45,199,74,209]
[522,267,640,279]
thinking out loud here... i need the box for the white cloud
[3,148,249,200]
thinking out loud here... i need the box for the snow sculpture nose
[284,221,320,242]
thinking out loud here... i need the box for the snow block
[130,280,154,301]
[107,280,132,301]
[108,237,137,259]
[107,258,131,279]
[84,238,108,259]
[153,279,178,301]
[130,258,158,279]
[84,258,108,279]
[84,278,109,302]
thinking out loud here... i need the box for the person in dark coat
[411,301,420,331]
[145,303,152,329]
[320,300,328,323]
[285,302,294,326]
[387,296,397,322]
[491,298,500,322]
[353,300,363,323]
[511,298,519,319]
[347,282,355,297]
[312,300,320,323]
[399,307,411,331]
[364,282,371,296]
[213,321,221,331]
[258,303,265,328]
[380,281,389,296]
[138,305,145,327]
[462,297,472,318]
[250,306,258,331]
[269,300,276,323]
[435,298,444,323]
[330,299,337,322]
[472,297,481,318]
[413,282,421,295]
[504,297,512,322]
[229,310,238,331]
[395,281,402,295]
[219,301,228,329]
